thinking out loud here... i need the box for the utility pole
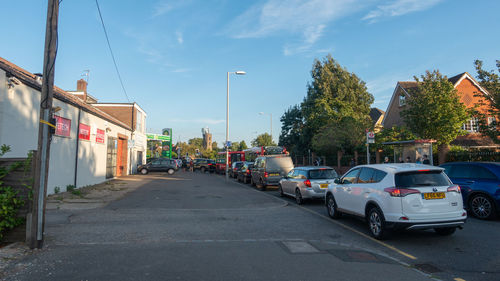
[29,0,59,249]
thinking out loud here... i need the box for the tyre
[260,179,267,191]
[434,227,456,236]
[167,168,175,175]
[251,176,256,186]
[244,177,249,184]
[237,176,241,182]
[140,168,148,175]
[326,194,341,219]
[367,207,388,240]
[278,184,284,197]
[469,194,497,220]
[201,167,206,173]
[295,188,303,205]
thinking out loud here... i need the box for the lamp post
[226,70,246,181]
[259,112,272,143]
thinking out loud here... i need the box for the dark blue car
[440,162,500,220]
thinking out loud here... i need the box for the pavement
[1,171,436,281]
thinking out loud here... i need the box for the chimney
[76,79,88,102]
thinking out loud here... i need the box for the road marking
[229,178,418,261]
[454,278,466,281]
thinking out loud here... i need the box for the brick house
[382,72,498,149]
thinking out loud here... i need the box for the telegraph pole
[29,0,59,249]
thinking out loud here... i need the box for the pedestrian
[422,154,431,165]
[398,157,404,163]
[189,159,194,172]
[314,157,321,166]
[350,158,356,167]
[416,157,422,164]
[405,156,411,163]
[383,156,390,164]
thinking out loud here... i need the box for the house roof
[369,107,384,125]
[0,56,131,131]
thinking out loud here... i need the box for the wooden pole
[29,0,59,249]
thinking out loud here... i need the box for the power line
[95,0,130,102]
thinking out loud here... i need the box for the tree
[278,105,305,155]
[239,140,248,150]
[401,70,470,163]
[473,59,500,143]
[311,117,367,156]
[251,133,276,147]
[301,54,374,151]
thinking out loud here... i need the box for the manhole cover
[413,263,442,273]
[281,241,320,254]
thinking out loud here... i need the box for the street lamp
[226,70,246,181]
[259,112,272,143]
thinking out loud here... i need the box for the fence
[446,150,500,162]
[0,155,34,243]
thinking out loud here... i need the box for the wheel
[237,176,241,182]
[326,194,341,219]
[201,167,206,173]
[140,168,148,175]
[260,179,267,191]
[434,227,456,236]
[167,169,175,175]
[295,188,303,205]
[278,184,284,197]
[367,207,388,240]
[251,176,256,187]
[469,194,497,220]
[244,177,249,184]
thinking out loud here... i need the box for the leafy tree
[252,133,276,147]
[401,70,470,163]
[373,126,416,150]
[311,117,367,156]
[473,59,500,143]
[239,140,248,150]
[278,105,305,155]
[301,54,374,151]
[188,138,204,148]
[212,141,218,151]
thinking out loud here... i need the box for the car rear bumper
[388,219,466,231]
[303,189,326,199]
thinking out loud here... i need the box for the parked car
[193,158,216,173]
[229,161,244,178]
[440,162,500,220]
[138,158,178,175]
[236,162,254,184]
[251,155,294,189]
[325,164,467,239]
[279,167,338,204]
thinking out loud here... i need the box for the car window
[266,157,293,171]
[287,170,295,178]
[342,169,360,184]
[298,170,307,179]
[470,165,497,180]
[151,160,161,165]
[447,165,472,178]
[395,170,450,188]
[357,168,374,183]
[308,169,338,179]
[372,169,387,183]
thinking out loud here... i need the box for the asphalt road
[4,171,494,281]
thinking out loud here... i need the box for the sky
[1,0,499,147]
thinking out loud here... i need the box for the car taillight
[447,185,461,193]
[264,172,268,178]
[384,187,420,197]
[246,169,251,174]
[304,179,312,187]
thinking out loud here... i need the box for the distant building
[202,127,212,151]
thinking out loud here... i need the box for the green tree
[373,126,417,160]
[311,117,367,157]
[251,133,276,147]
[239,140,248,150]
[401,70,470,163]
[301,54,374,151]
[473,59,500,143]
[278,105,305,155]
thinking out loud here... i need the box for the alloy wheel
[369,211,382,236]
[470,195,493,219]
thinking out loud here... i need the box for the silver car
[279,166,338,204]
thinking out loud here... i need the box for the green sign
[146,129,173,159]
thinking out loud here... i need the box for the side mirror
[334,178,341,184]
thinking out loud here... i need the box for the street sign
[226,141,232,147]
[366,131,375,144]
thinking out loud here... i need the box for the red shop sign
[96,129,105,143]
[55,115,71,137]
[79,123,90,140]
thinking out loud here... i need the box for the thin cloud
[176,31,184,44]
[171,68,191,73]
[363,0,443,23]
[152,2,174,18]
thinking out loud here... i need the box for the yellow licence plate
[269,173,279,177]
[320,184,328,189]
[423,192,445,200]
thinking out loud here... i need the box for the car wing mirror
[334,178,341,184]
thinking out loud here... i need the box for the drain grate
[328,249,394,264]
[412,263,442,273]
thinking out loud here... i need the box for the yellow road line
[454,278,466,281]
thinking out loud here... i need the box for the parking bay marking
[229,178,418,261]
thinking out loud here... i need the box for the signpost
[366,131,375,164]
[146,130,172,159]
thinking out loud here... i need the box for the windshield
[395,170,450,188]
[266,157,293,171]
[308,169,338,179]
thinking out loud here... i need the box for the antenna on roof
[81,69,90,83]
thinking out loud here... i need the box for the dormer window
[399,94,406,106]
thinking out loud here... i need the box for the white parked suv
[325,164,467,239]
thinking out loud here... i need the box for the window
[308,169,338,179]
[342,169,360,184]
[399,94,406,106]
[358,168,374,183]
[462,117,479,132]
[372,169,387,183]
[487,117,497,127]
[395,171,450,188]
[136,110,143,133]
[448,164,497,180]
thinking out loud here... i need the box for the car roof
[294,166,334,171]
[353,163,444,174]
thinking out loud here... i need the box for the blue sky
[1,0,499,146]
